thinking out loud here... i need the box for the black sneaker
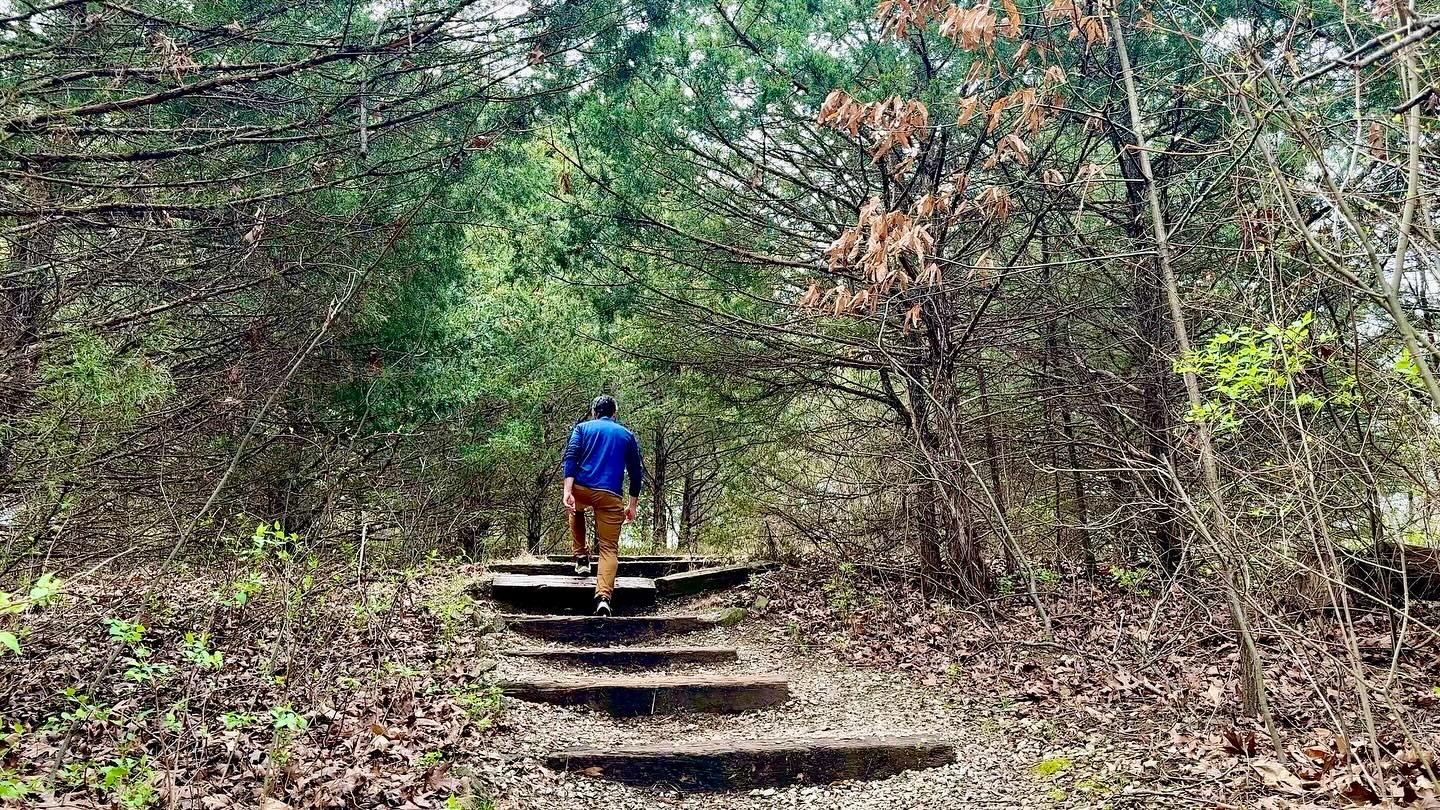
[594,595,612,617]
[573,554,590,576]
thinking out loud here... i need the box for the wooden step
[506,646,739,667]
[491,560,694,578]
[654,563,753,597]
[489,574,656,612]
[500,609,745,644]
[545,554,720,564]
[547,735,955,789]
[502,674,789,715]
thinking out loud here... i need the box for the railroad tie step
[490,560,694,578]
[545,735,957,790]
[500,609,746,643]
[489,574,656,612]
[654,563,754,597]
[501,674,789,715]
[506,646,739,667]
[545,554,721,565]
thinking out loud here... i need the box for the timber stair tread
[654,563,753,597]
[501,610,745,643]
[490,573,656,612]
[545,553,721,564]
[491,560,696,577]
[545,734,957,790]
[506,646,738,666]
[501,673,789,716]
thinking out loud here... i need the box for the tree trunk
[460,517,491,560]
[1062,412,1096,576]
[977,365,1015,575]
[903,362,954,591]
[679,467,696,552]
[1109,4,1280,754]
[651,426,668,552]
[915,477,946,590]
[1109,89,1183,574]
[0,176,57,494]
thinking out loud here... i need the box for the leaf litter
[2,559,1437,808]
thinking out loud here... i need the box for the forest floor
[1,557,1437,808]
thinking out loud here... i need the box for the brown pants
[569,484,623,599]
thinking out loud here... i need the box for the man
[563,394,643,616]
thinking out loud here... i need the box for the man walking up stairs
[562,394,644,616]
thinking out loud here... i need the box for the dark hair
[591,394,617,418]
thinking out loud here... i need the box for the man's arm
[624,432,644,522]
[562,425,583,512]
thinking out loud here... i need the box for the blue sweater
[564,417,644,497]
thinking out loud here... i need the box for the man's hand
[563,478,576,513]
[624,496,638,524]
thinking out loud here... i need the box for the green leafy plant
[104,618,145,644]
[246,521,302,561]
[269,734,294,768]
[268,705,308,731]
[227,572,265,606]
[56,689,110,725]
[384,660,424,678]
[180,632,223,669]
[0,572,62,615]
[424,574,478,640]
[84,757,158,809]
[0,572,64,655]
[444,797,496,810]
[39,330,173,423]
[823,562,858,614]
[104,619,171,684]
[997,575,1016,596]
[219,711,254,730]
[786,618,807,649]
[454,685,503,730]
[1075,775,1115,796]
[56,760,93,787]
[0,717,19,755]
[121,646,173,684]
[1109,566,1153,596]
[1173,312,1347,433]
[0,769,36,801]
[161,705,185,734]
[1396,348,1422,383]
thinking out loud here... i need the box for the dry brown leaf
[958,95,982,126]
[1001,0,1024,35]
[986,94,1011,133]
[1368,120,1388,161]
[1252,759,1309,796]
